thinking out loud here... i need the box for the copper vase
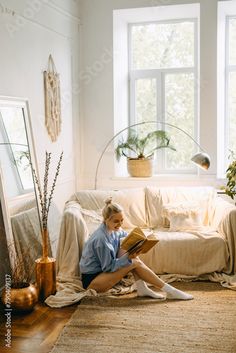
[35,228,56,301]
[1,283,38,312]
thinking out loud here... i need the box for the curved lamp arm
[94,120,210,189]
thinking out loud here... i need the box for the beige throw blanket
[45,202,236,308]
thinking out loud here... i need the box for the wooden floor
[0,301,78,353]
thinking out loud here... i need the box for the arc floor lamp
[94,120,210,190]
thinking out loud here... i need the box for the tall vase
[35,228,56,301]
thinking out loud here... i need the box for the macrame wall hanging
[44,54,62,142]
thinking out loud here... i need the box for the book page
[121,227,145,251]
[121,227,159,254]
[139,236,159,254]
[128,239,146,254]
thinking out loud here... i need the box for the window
[114,4,200,176]
[129,20,198,173]
[218,1,236,178]
[226,17,236,158]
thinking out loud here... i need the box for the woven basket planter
[127,157,153,177]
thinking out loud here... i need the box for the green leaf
[115,128,176,160]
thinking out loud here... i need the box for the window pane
[0,107,33,190]
[135,78,157,134]
[228,72,236,154]
[165,73,195,169]
[131,21,195,70]
[229,18,236,66]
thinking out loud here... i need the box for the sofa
[56,186,236,288]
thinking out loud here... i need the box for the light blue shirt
[79,223,131,274]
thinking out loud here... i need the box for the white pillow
[71,188,147,228]
[145,186,217,228]
[162,202,203,231]
[80,208,134,234]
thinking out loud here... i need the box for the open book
[121,227,159,255]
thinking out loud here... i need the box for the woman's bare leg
[88,262,136,292]
[88,259,164,293]
[88,258,193,299]
[132,258,165,289]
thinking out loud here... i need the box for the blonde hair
[102,197,123,221]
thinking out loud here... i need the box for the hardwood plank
[0,301,78,353]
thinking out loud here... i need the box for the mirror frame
[0,96,41,263]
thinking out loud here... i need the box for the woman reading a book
[79,198,193,300]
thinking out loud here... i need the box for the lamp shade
[191,152,210,170]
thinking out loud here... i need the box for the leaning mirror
[0,96,42,281]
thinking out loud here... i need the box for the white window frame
[113,3,200,176]
[218,1,236,178]
[128,18,199,174]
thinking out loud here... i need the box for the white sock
[135,280,165,299]
[162,283,193,300]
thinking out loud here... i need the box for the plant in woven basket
[224,150,236,200]
[115,129,176,177]
[31,151,63,258]
[115,129,175,160]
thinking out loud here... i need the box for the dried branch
[47,151,63,216]
[31,166,44,223]
[7,242,36,286]
[31,151,63,231]
[42,152,51,229]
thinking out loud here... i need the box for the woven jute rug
[50,281,236,353]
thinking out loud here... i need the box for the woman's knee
[88,281,109,293]
[132,257,144,268]
[88,275,116,293]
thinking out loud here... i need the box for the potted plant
[115,129,176,177]
[1,243,38,312]
[224,150,236,201]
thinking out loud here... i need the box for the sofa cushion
[139,228,228,276]
[145,186,217,228]
[162,202,203,231]
[71,188,147,228]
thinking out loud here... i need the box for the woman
[80,198,193,300]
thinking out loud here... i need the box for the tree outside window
[129,20,198,173]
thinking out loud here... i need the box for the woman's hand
[117,247,142,260]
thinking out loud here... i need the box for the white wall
[0,0,80,254]
[78,0,227,190]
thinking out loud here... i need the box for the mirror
[0,96,42,281]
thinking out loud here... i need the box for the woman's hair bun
[102,197,123,220]
[104,197,112,206]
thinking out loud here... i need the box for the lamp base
[35,257,56,301]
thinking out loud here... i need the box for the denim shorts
[81,272,101,289]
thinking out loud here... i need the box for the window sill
[111,174,209,181]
